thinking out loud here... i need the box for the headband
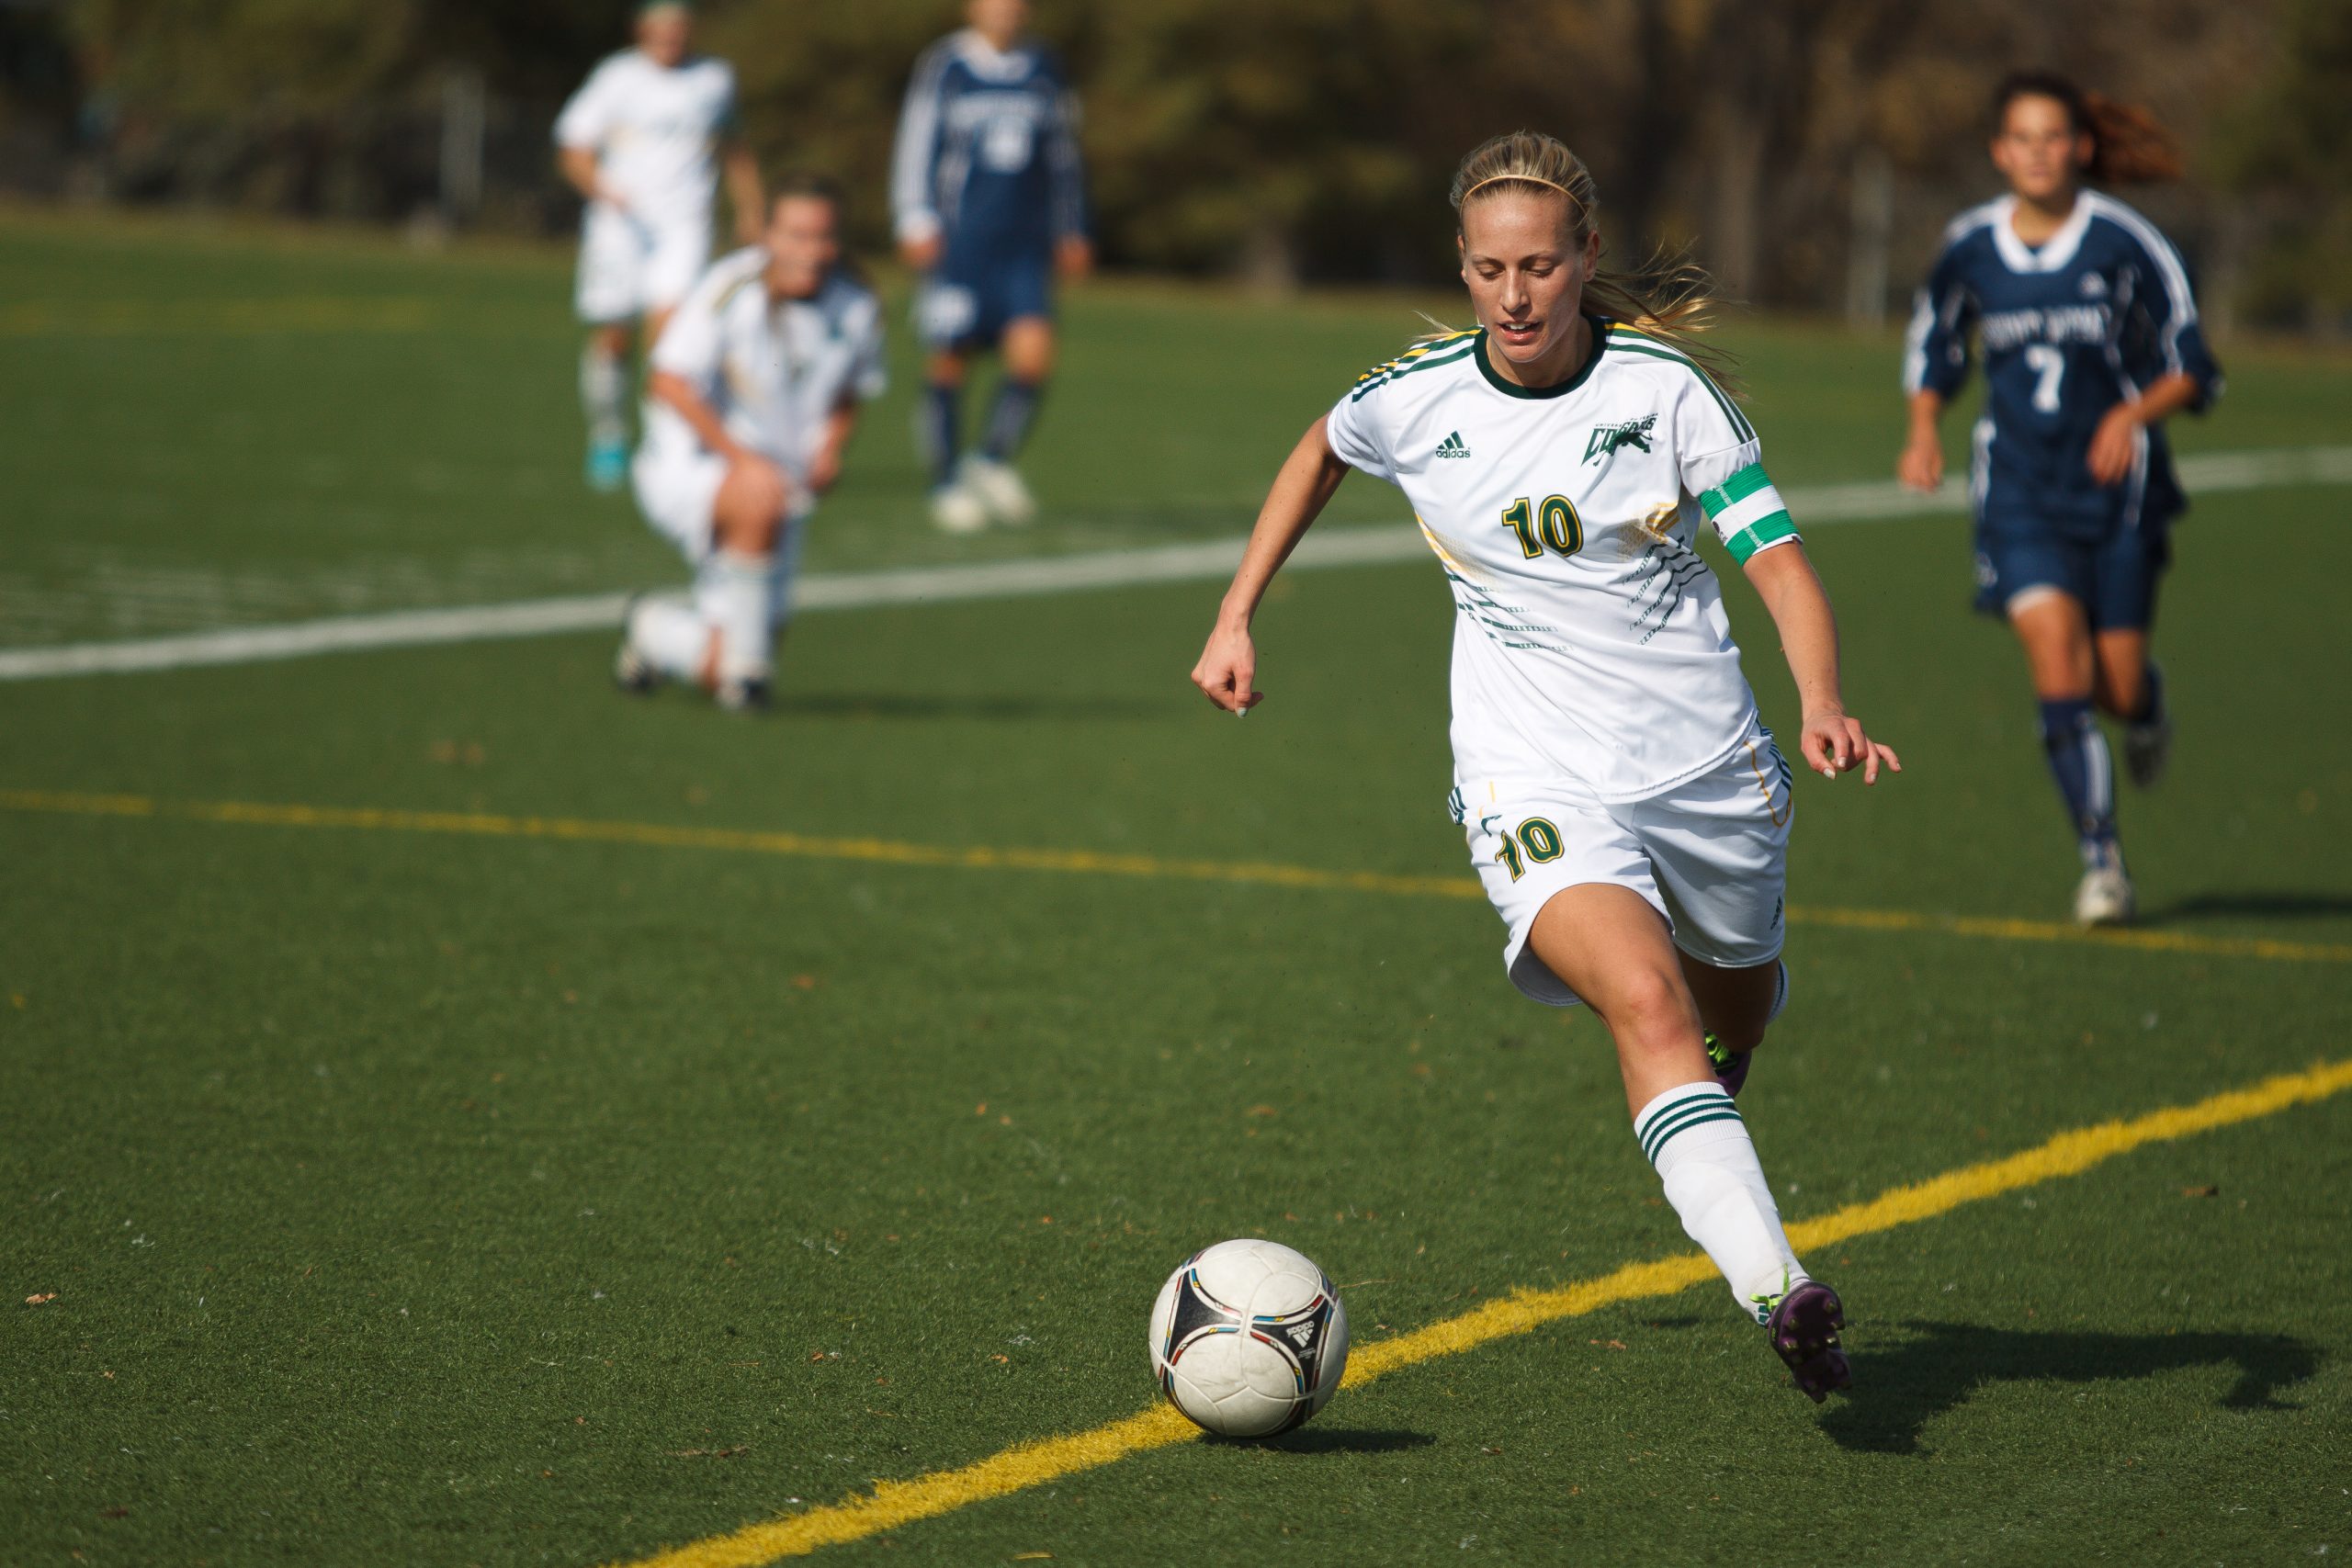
[1464,174,1573,199]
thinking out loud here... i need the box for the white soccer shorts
[575,205,711,323]
[1460,728,1794,1007]
[631,447,728,564]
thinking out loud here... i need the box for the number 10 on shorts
[1495,817,1564,881]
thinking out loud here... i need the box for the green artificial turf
[3,213,2350,1567]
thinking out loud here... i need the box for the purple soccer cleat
[1705,1032,1751,1098]
[1766,1280,1850,1403]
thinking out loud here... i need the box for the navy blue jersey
[890,28,1087,269]
[1905,191,2222,539]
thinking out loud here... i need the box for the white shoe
[716,674,771,713]
[2073,856,2136,927]
[929,482,989,535]
[959,455,1037,525]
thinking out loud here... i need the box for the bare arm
[1741,541,1902,784]
[647,369,793,517]
[1896,388,1946,492]
[721,140,764,247]
[1189,417,1351,714]
[807,395,862,495]
[558,146,612,209]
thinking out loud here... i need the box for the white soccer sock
[1634,1080,1806,1324]
[580,342,628,448]
[703,549,775,684]
[628,595,711,683]
[766,520,806,634]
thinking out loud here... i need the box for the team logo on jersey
[1434,431,1472,459]
[1584,414,1657,463]
[2078,272,2109,299]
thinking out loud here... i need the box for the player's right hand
[1895,434,1943,493]
[1191,623,1262,715]
[899,235,943,272]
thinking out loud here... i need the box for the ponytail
[1448,130,1742,393]
[1994,71,2184,185]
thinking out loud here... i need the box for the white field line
[3,444,2347,683]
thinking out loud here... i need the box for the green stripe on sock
[1644,1106,1747,1163]
[1638,1094,1741,1162]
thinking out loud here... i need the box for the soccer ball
[1148,1238,1349,1437]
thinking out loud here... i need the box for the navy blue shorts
[914,251,1052,350]
[1972,522,2168,631]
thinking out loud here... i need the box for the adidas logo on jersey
[2079,272,2109,298]
[1434,431,1471,458]
[1584,413,1657,463]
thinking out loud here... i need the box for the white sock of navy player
[1634,1080,1807,1323]
[703,549,775,692]
[579,342,628,451]
[627,595,710,684]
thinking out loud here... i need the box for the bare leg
[1525,884,1816,1333]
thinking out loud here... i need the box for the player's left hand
[2086,404,2142,487]
[1801,709,1902,784]
[1056,235,1094,281]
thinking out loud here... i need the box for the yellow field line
[4,787,2347,965]
[605,1057,2352,1568]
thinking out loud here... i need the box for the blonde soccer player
[556,1,763,491]
[614,177,885,711]
[1192,131,1902,1402]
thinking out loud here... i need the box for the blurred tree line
[2,0,2347,326]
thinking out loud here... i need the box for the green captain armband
[1700,462,1800,564]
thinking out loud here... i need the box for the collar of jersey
[1474,316,1609,400]
[1991,192,2096,274]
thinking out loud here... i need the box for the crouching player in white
[616,178,885,711]
[556,1,763,491]
[1192,132,1902,1402]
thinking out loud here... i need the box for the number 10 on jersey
[1500,495,1584,559]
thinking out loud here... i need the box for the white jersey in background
[637,250,887,544]
[555,50,739,321]
[1325,320,1799,806]
[642,250,888,490]
[555,50,737,223]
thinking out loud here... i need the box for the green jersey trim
[1471,317,1610,400]
[1600,325,1756,443]
[1724,512,1799,565]
[1349,333,1480,401]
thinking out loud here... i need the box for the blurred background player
[556,1,763,492]
[889,0,1091,534]
[1898,72,2222,926]
[615,177,886,711]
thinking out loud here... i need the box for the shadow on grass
[1241,1428,1437,1455]
[771,690,1159,723]
[2139,891,2352,923]
[1823,1320,2321,1455]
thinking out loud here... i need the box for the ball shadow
[1238,1427,1438,1455]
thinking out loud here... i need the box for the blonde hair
[1447,130,1738,391]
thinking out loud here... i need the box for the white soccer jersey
[1324,320,1801,803]
[554,50,737,224]
[643,250,888,502]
